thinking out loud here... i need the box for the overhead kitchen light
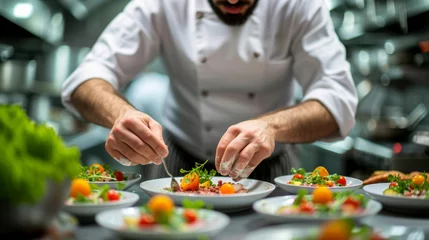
[13,3,33,19]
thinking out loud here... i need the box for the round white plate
[243,223,425,240]
[274,175,363,194]
[252,195,382,223]
[363,183,429,212]
[140,177,275,212]
[95,207,230,240]
[89,173,142,190]
[62,191,139,217]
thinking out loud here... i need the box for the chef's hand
[215,119,275,181]
[105,109,169,166]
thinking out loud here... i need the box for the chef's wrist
[257,115,281,141]
[116,105,136,122]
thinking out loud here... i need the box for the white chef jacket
[62,0,358,161]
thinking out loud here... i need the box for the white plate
[62,191,139,217]
[95,207,230,240]
[363,183,429,212]
[89,173,142,190]
[140,177,275,212]
[274,175,363,194]
[252,195,382,223]
[243,223,425,240]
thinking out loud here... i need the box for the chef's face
[208,0,259,26]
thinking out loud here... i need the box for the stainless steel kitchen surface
[2,0,429,239]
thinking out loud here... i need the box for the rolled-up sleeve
[61,0,161,117]
[291,0,358,140]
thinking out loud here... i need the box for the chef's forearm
[70,79,135,128]
[258,100,339,143]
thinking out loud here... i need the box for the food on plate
[65,178,124,204]
[0,105,81,205]
[363,170,429,185]
[294,219,385,240]
[287,167,348,187]
[382,173,429,198]
[76,163,127,182]
[276,187,368,216]
[165,160,248,195]
[123,195,208,231]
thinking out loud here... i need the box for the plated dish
[63,179,139,216]
[274,167,363,194]
[243,221,424,240]
[383,173,429,198]
[253,187,382,222]
[76,163,141,190]
[95,195,230,239]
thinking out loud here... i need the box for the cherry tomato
[114,170,124,181]
[312,166,329,177]
[180,172,200,191]
[107,190,120,201]
[219,183,235,194]
[299,202,314,213]
[389,182,398,188]
[293,174,304,179]
[139,214,155,226]
[343,197,360,208]
[183,209,198,223]
[337,176,346,186]
[89,164,104,174]
[312,187,333,204]
[412,175,425,185]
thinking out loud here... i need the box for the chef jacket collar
[195,0,213,13]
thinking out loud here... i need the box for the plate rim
[363,183,429,202]
[139,176,276,198]
[87,172,142,184]
[63,191,140,208]
[274,175,364,190]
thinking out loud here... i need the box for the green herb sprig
[180,160,217,185]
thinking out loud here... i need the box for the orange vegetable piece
[312,187,333,204]
[89,164,105,174]
[318,220,352,240]
[180,172,200,191]
[412,175,425,185]
[70,178,91,198]
[219,183,235,194]
[147,195,174,217]
[312,166,329,177]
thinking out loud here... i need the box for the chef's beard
[208,0,259,26]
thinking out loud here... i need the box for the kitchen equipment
[0,59,36,92]
[162,159,180,192]
[0,179,70,236]
[361,103,427,141]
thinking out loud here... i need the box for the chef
[62,0,358,183]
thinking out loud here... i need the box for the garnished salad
[295,219,385,240]
[277,187,368,216]
[65,178,123,205]
[383,173,429,198]
[166,160,248,195]
[76,163,127,182]
[123,195,208,231]
[288,166,347,187]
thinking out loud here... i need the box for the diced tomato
[337,176,346,186]
[183,209,198,223]
[343,197,360,208]
[107,190,120,201]
[139,214,155,226]
[114,170,125,181]
[326,181,334,187]
[299,202,314,213]
[389,182,398,188]
[293,174,304,179]
[341,204,359,214]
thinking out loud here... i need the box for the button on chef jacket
[62,0,358,161]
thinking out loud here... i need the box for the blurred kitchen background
[1,0,429,179]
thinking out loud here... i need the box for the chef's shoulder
[124,0,186,16]
[266,0,327,21]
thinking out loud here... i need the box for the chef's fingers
[148,118,166,144]
[111,125,161,164]
[234,151,266,181]
[218,133,250,176]
[105,140,138,166]
[215,128,240,171]
[122,118,168,159]
[229,143,258,179]
[106,136,152,165]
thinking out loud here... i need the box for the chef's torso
[157,0,296,159]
